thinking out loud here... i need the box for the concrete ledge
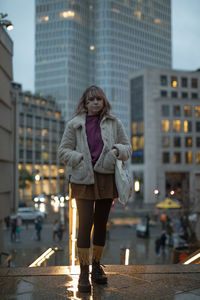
[0,265,200,299]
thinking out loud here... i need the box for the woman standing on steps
[58,85,131,293]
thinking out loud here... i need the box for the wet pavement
[3,220,173,267]
[0,265,200,299]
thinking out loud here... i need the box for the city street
[3,215,173,268]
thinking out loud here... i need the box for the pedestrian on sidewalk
[16,216,22,242]
[10,218,17,242]
[35,217,42,241]
[53,220,59,241]
[58,85,131,293]
[160,230,167,255]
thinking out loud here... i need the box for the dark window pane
[160,75,167,86]
[191,78,198,88]
[181,77,187,87]
[192,93,198,99]
[173,105,181,117]
[161,90,167,97]
[174,137,181,147]
[162,136,170,147]
[161,105,169,116]
[163,152,170,163]
[171,91,178,98]
[196,121,200,132]
[196,137,200,147]
[182,92,188,98]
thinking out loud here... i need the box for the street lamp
[0,13,14,31]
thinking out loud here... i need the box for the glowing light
[134,180,140,192]
[71,198,77,266]
[134,11,142,20]
[170,190,175,196]
[154,189,159,195]
[154,18,162,24]
[183,253,200,265]
[90,45,95,50]
[35,175,40,181]
[60,11,75,18]
[7,24,14,31]
[172,80,178,88]
[125,248,130,265]
[29,248,55,267]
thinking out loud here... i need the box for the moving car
[33,193,48,203]
[11,207,46,222]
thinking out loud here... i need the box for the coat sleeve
[113,119,132,161]
[58,121,83,167]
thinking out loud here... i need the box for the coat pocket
[71,159,86,181]
[102,149,116,171]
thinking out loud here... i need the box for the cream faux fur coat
[58,112,131,185]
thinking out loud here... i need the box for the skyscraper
[35,0,171,129]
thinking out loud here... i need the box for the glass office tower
[35,0,171,129]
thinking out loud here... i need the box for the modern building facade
[35,0,172,130]
[130,67,200,215]
[0,27,17,250]
[12,83,66,201]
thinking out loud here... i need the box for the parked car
[33,193,48,203]
[11,207,46,222]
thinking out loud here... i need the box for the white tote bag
[115,160,133,205]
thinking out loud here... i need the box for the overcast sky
[1,0,200,92]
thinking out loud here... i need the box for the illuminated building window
[162,152,170,163]
[182,92,188,98]
[162,136,170,148]
[60,11,75,19]
[132,122,137,134]
[26,128,33,136]
[19,138,24,146]
[196,152,200,164]
[51,165,58,177]
[196,121,200,132]
[19,127,24,135]
[174,137,181,147]
[173,152,181,164]
[35,98,40,105]
[42,129,48,137]
[55,112,61,118]
[171,76,178,88]
[173,120,181,132]
[134,11,142,20]
[138,136,144,149]
[185,137,192,147]
[161,120,170,132]
[181,77,187,87]
[191,78,198,88]
[192,93,198,99]
[41,99,47,106]
[43,164,50,177]
[161,105,169,116]
[42,152,49,161]
[26,139,32,148]
[195,106,200,118]
[184,106,192,117]
[185,151,192,164]
[196,137,200,147]
[24,96,29,102]
[132,136,138,151]
[173,106,181,117]
[160,75,167,86]
[184,121,192,133]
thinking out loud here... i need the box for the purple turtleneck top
[86,115,104,166]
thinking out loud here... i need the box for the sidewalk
[1,265,200,299]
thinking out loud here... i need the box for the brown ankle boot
[78,264,91,293]
[91,261,107,284]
